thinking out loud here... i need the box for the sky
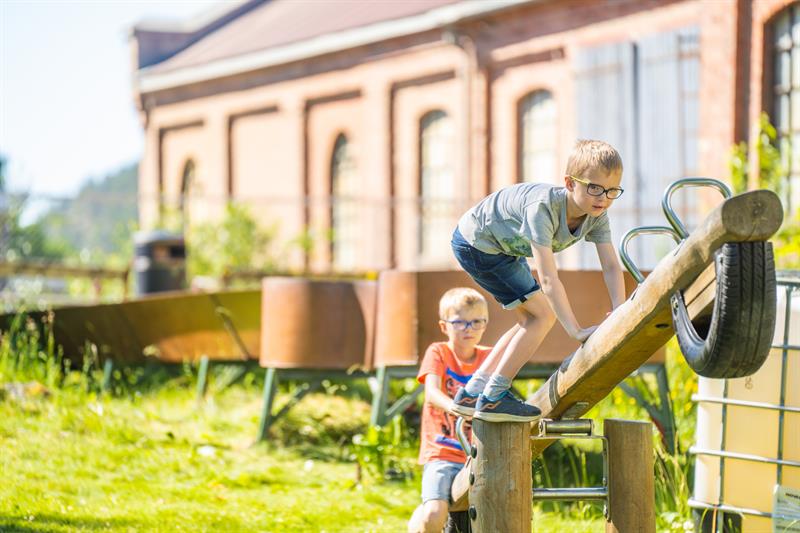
[0,0,224,199]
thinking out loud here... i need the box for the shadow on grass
[0,514,140,532]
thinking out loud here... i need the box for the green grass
[0,383,614,532]
[0,312,694,532]
[0,385,419,532]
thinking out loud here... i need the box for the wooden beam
[683,261,716,318]
[450,189,782,510]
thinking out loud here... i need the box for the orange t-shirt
[416,341,492,465]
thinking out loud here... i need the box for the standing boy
[408,288,492,533]
[450,140,627,423]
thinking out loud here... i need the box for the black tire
[670,241,776,378]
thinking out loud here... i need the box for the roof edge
[136,0,538,94]
[132,0,257,33]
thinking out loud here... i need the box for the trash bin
[133,230,186,295]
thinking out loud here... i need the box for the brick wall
[138,0,772,274]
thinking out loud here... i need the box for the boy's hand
[448,403,471,419]
[573,325,598,343]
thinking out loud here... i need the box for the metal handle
[662,177,732,239]
[619,226,682,284]
[455,417,472,457]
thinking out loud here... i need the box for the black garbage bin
[134,230,186,295]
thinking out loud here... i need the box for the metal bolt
[468,506,477,520]
[470,445,477,459]
[469,472,475,485]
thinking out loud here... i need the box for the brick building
[131,0,799,274]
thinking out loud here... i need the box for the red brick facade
[132,0,796,273]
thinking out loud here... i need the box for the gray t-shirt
[457,183,611,256]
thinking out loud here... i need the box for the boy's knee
[518,304,555,329]
[421,501,449,530]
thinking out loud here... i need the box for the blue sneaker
[451,387,479,417]
[474,390,541,422]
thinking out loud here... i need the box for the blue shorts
[451,227,541,309]
[421,460,464,503]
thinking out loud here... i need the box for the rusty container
[38,289,261,364]
[259,277,377,370]
[119,289,260,363]
[373,269,665,367]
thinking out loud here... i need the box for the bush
[271,391,370,447]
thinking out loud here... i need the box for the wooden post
[470,420,531,533]
[605,419,655,533]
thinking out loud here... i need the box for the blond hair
[439,287,488,319]
[565,139,623,178]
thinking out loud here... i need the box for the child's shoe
[473,390,541,422]
[451,387,479,417]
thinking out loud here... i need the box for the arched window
[419,110,456,263]
[519,90,557,183]
[772,4,800,213]
[330,134,358,271]
[179,160,195,230]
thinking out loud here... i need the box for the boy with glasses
[450,139,627,423]
[408,288,492,533]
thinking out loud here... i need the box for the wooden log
[450,189,782,509]
[469,420,532,533]
[605,419,655,533]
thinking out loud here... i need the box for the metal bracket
[455,417,472,458]
[662,177,732,239]
[531,417,608,514]
[619,226,682,284]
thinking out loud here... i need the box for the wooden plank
[682,261,715,305]
[450,189,783,510]
[684,261,716,319]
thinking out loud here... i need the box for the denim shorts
[451,227,541,309]
[421,460,464,503]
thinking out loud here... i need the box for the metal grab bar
[662,177,733,239]
[619,226,683,284]
[455,417,472,458]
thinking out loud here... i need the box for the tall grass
[0,311,64,389]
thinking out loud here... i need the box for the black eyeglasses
[444,318,488,331]
[568,175,624,200]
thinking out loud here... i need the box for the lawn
[0,381,611,532]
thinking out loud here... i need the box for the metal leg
[196,356,210,402]
[369,366,391,427]
[257,368,279,442]
[211,363,251,393]
[655,364,677,453]
[383,384,424,421]
[102,359,114,393]
[271,380,321,422]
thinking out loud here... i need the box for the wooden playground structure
[448,182,784,532]
[2,179,789,532]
